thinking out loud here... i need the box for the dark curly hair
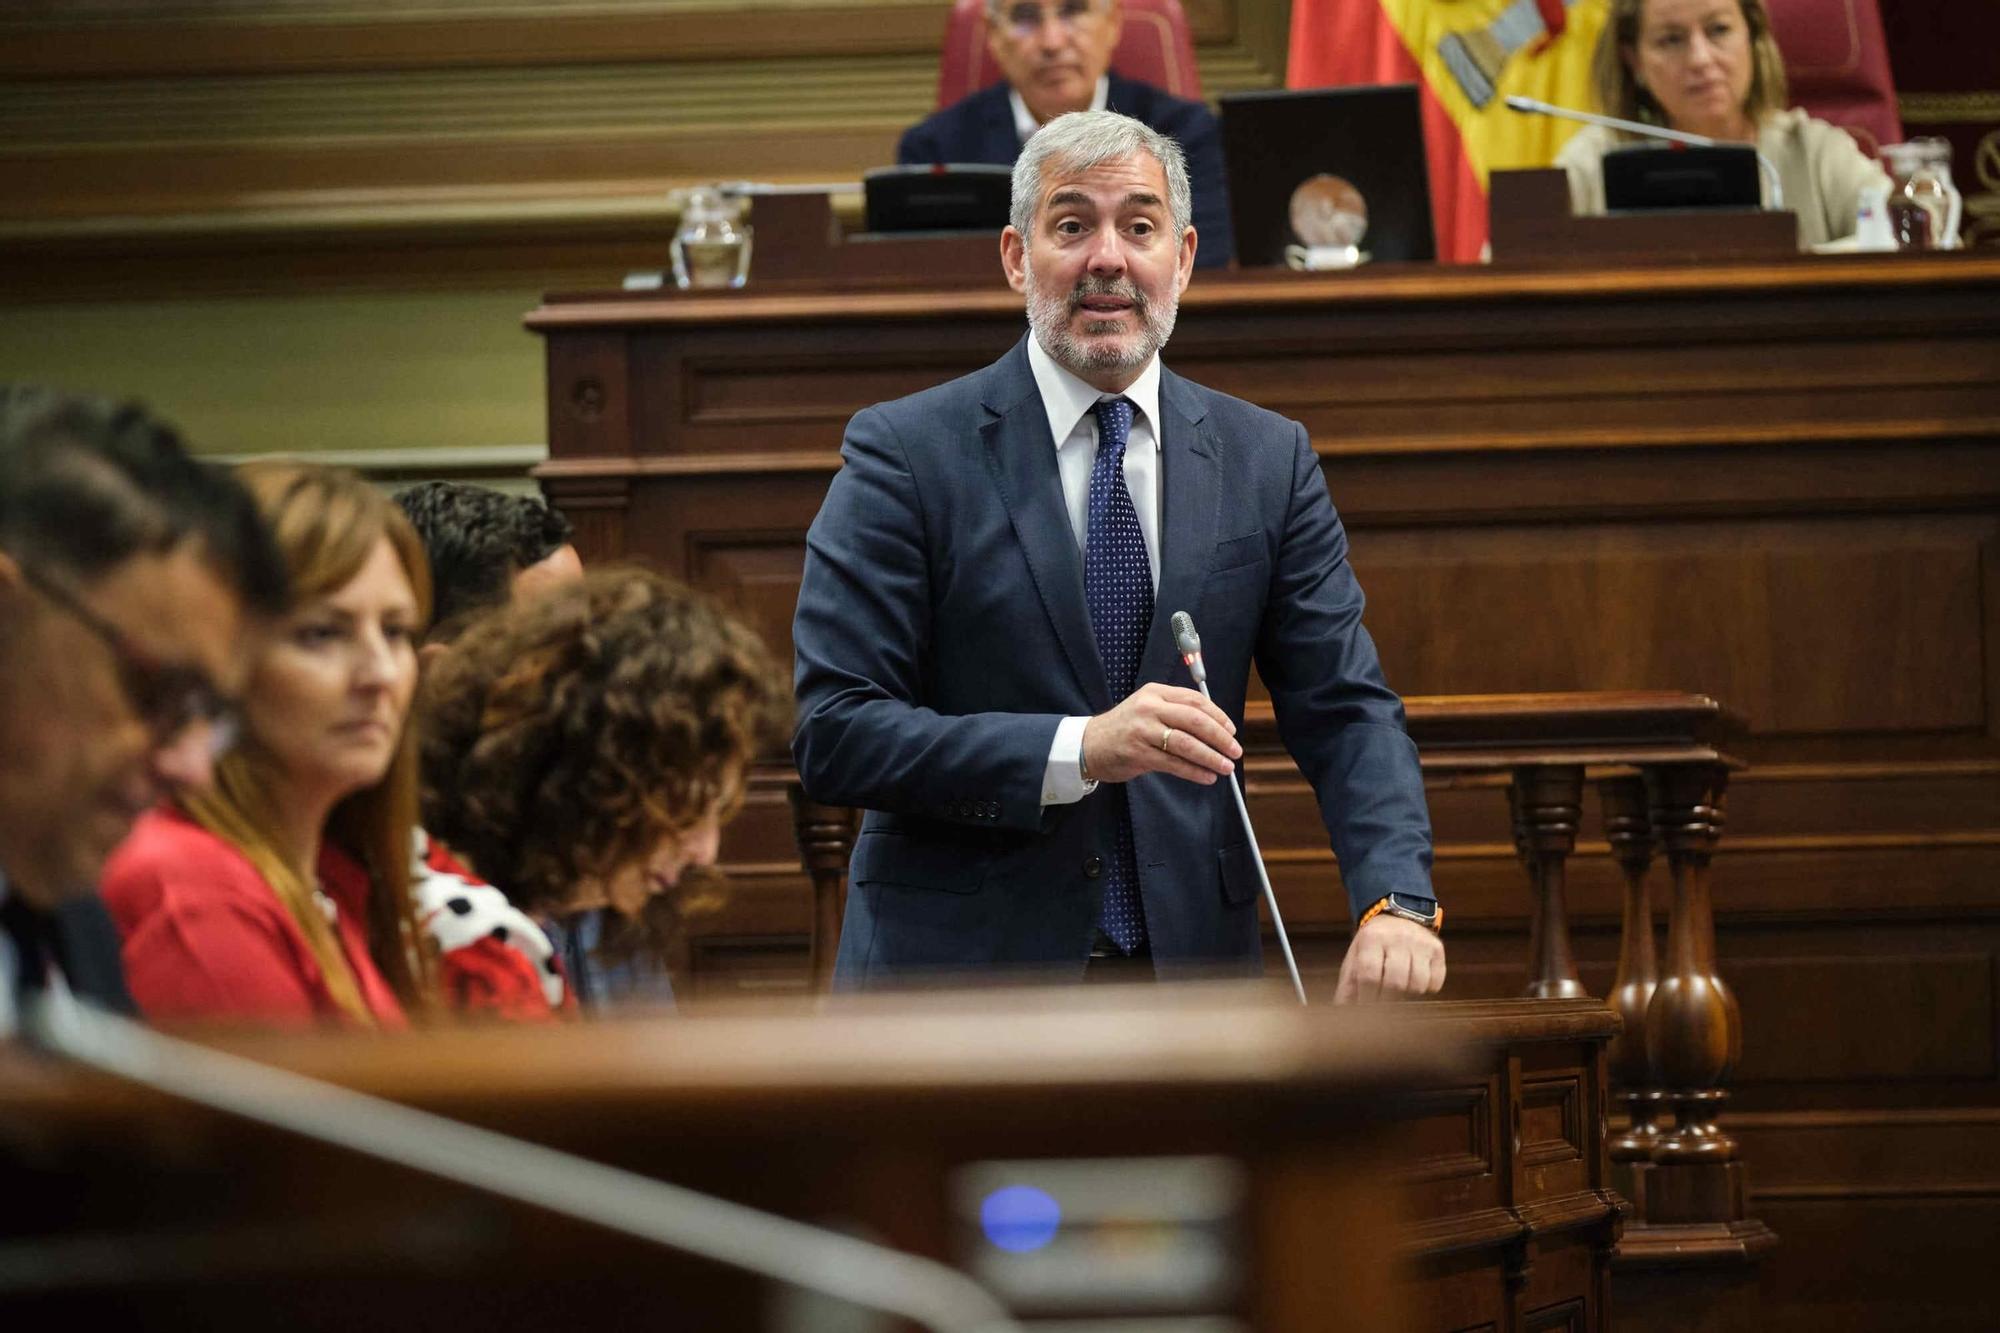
[417,567,787,920]
[392,481,573,641]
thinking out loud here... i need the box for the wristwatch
[1359,892,1443,933]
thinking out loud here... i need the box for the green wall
[0,289,545,458]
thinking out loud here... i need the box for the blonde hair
[1592,0,1789,132]
[181,461,435,1025]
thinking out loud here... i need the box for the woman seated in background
[101,462,437,1027]
[1555,0,1888,246]
[418,568,785,1017]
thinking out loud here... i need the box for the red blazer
[100,806,408,1029]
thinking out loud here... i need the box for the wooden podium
[1488,168,1799,261]
[1,990,1623,1331]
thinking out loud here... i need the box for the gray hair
[1009,110,1193,239]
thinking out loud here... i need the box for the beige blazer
[1553,108,1889,247]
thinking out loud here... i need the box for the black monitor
[1218,84,1437,266]
[1602,143,1762,211]
[863,164,1013,235]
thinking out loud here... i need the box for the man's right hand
[1081,683,1242,785]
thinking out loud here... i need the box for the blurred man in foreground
[0,388,285,1024]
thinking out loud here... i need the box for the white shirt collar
[1010,76,1112,145]
[1025,332,1162,453]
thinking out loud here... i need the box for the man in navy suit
[795,111,1442,997]
[899,0,1233,267]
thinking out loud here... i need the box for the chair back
[935,0,1203,109]
[1765,0,1902,153]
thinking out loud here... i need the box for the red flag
[1289,0,1609,262]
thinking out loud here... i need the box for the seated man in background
[418,569,788,1016]
[0,388,286,1027]
[393,481,581,650]
[900,0,1234,266]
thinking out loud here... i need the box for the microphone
[1170,611,1206,686]
[1505,94,1784,209]
[23,993,1019,1333]
[1171,611,1306,1007]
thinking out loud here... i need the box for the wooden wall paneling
[0,3,957,77]
[0,0,1286,302]
[1353,519,1993,737]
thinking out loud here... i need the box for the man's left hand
[1333,914,1445,1003]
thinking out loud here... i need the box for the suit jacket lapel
[1142,368,1220,688]
[981,341,1110,711]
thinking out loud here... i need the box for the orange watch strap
[1359,895,1443,933]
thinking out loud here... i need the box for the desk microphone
[1171,611,1307,1006]
[24,993,1019,1333]
[1504,94,1784,209]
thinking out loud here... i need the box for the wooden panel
[1357,523,1990,738]
[1402,1083,1500,1188]
[1742,1196,2000,1332]
[1728,954,1997,1083]
[1524,1298,1588,1332]
[1735,1109,2000,1195]
[1520,1077,1585,1170]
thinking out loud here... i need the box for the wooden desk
[526,253,2000,1330]
[1,991,1622,1331]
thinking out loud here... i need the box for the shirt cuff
[1041,715,1098,805]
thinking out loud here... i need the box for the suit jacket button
[983,802,998,819]
[1083,855,1104,878]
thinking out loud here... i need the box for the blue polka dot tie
[1084,395,1151,954]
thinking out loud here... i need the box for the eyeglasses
[18,561,241,760]
[994,0,1102,37]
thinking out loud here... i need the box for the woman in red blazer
[102,462,438,1028]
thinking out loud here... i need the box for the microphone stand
[1170,613,1307,1007]
[24,993,1019,1333]
[1505,94,1784,210]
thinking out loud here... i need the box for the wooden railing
[792,689,1774,1267]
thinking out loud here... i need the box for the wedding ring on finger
[1159,725,1175,752]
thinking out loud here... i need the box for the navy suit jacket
[793,338,1433,988]
[898,74,1235,268]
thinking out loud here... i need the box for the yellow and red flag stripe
[1289,0,1608,261]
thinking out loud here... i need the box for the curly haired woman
[417,567,787,1016]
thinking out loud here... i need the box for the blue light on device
[979,1184,1062,1253]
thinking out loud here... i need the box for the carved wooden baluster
[1510,764,1588,999]
[788,783,860,993]
[1643,762,1742,1175]
[1599,775,1665,1181]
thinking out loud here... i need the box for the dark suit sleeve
[793,405,1064,831]
[50,895,137,1014]
[1256,420,1433,915]
[1157,100,1234,268]
[898,116,944,166]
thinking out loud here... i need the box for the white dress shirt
[1025,333,1165,805]
[1010,76,1112,145]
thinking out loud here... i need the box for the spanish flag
[1288,0,1608,261]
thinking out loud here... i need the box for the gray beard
[1024,260,1178,378]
